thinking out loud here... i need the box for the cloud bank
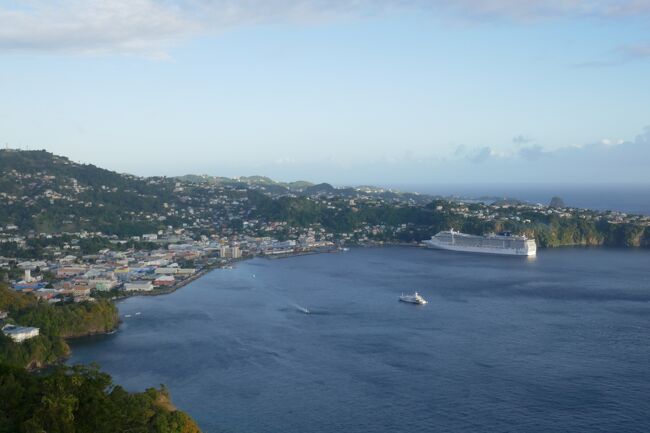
[1,0,650,56]
[165,126,650,185]
[427,126,650,183]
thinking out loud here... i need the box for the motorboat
[399,292,428,305]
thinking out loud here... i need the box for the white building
[124,281,154,292]
[2,324,40,343]
[219,245,242,259]
[154,267,178,275]
[175,268,196,276]
[90,278,118,291]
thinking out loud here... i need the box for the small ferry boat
[399,292,428,305]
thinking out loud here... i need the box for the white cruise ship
[424,229,536,256]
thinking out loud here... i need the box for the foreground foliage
[0,363,201,433]
[0,285,118,369]
[0,285,202,432]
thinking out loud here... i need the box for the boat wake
[292,304,310,314]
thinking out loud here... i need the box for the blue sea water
[393,183,650,215]
[69,247,650,433]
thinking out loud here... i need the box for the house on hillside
[2,324,40,343]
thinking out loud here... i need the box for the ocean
[393,183,650,215]
[69,247,650,433]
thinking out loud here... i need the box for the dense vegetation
[0,149,178,235]
[0,363,201,433]
[0,285,118,368]
[1,149,648,249]
[247,193,650,248]
[0,334,69,371]
[0,285,201,432]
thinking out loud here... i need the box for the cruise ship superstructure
[424,229,537,256]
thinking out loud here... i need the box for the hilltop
[0,149,177,236]
[0,149,430,237]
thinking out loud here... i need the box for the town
[2,149,650,342]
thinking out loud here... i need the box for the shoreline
[63,242,647,357]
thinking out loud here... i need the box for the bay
[69,247,650,433]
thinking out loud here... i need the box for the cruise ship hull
[424,238,536,256]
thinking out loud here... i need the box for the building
[56,266,88,278]
[72,286,91,298]
[153,275,175,287]
[2,324,40,343]
[33,289,59,301]
[124,281,154,292]
[175,268,196,276]
[90,278,118,291]
[23,269,35,283]
[219,245,242,259]
[114,267,131,281]
[154,267,178,275]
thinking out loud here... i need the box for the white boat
[399,292,428,305]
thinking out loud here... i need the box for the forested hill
[0,283,201,433]
[0,284,118,369]
[0,149,177,236]
[1,149,648,248]
[0,363,202,433]
[0,149,431,237]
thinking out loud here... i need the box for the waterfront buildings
[219,245,242,259]
[124,281,154,292]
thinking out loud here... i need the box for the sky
[1,0,649,185]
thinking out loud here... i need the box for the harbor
[69,246,650,433]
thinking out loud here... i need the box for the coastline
[61,245,650,433]
[63,240,643,355]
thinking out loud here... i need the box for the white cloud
[467,146,494,163]
[1,0,650,56]
[437,0,650,20]
[0,0,199,57]
[518,143,547,160]
[599,138,625,146]
[512,134,533,145]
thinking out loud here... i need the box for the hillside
[1,149,648,249]
[0,149,431,238]
[0,149,180,236]
[0,284,118,369]
[0,283,202,432]
[0,363,201,433]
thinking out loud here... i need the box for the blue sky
[1,0,649,185]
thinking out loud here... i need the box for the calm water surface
[70,247,650,433]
